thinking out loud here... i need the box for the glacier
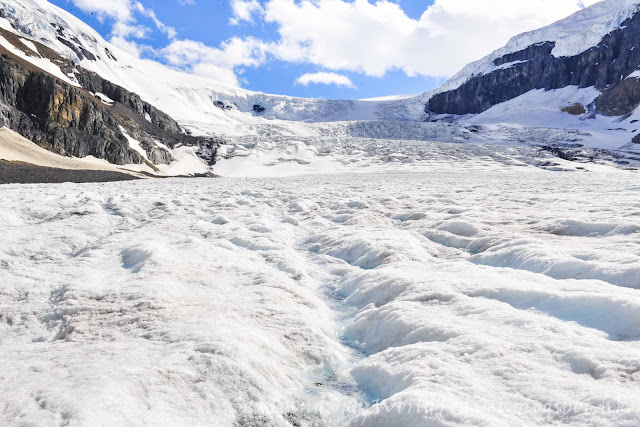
[2,150,640,425]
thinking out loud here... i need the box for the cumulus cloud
[72,0,134,22]
[258,0,602,78]
[109,36,143,57]
[230,0,262,25]
[71,0,265,84]
[77,0,604,88]
[295,72,356,88]
[139,7,177,39]
[159,37,270,86]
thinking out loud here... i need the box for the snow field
[1,162,640,425]
[215,127,637,180]
[0,180,365,425]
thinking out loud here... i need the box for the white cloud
[230,0,263,25]
[159,37,270,86]
[191,63,242,87]
[111,20,149,39]
[295,72,356,88]
[74,0,605,88]
[72,0,266,83]
[139,7,177,39]
[256,0,602,78]
[72,0,134,22]
[109,35,143,57]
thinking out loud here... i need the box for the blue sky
[48,0,595,99]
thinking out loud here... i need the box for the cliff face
[0,54,144,165]
[74,71,182,135]
[0,27,223,167]
[78,68,225,166]
[428,11,640,117]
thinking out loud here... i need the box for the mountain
[424,0,640,150]
[0,0,232,171]
[428,0,640,113]
[0,0,374,175]
[1,0,640,177]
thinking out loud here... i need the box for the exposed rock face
[56,36,96,62]
[0,54,144,165]
[596,77,640,116]
[75,71,182,135]
[561,103,587,116]
[428,11,640,116]
[0,30,224,167]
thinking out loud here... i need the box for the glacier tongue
[2,162,640,425]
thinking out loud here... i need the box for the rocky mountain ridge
[0,23,222,167]
[428,5,640,120]
[1,0,640,174]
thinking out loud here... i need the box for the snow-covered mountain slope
[0,10,228,174]
[463,86,640,151]
[423,0,640,116]
[432,0,640,97]
[385,0,640,157]
[0,0,393,139]
[1,0,640,177]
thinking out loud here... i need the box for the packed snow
[2,149,640,425]
[212,119,640,178]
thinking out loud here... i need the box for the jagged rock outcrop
[75,70,182,135]
[0,28,224,167]
[0,53,144,165]
[428,10,640,116]
[561,103,587,115]
[596,77,640,116]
